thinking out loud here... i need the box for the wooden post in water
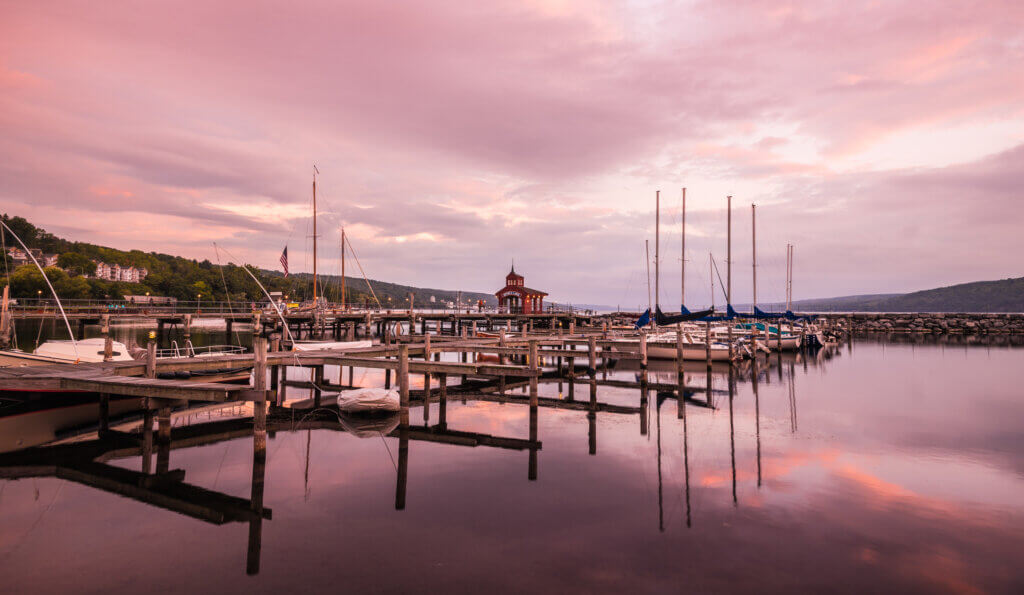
[252,335,268,451]
[247,415,267,576]
[141,400,153,474]
[269,336,280,404]
[101,314,113,362]
[398,344,410,410]
[313,365,324,408]
[639,329,648,369]
[528,339,539,407]
[395,421,409,511]
[588,336,597,378]
[705,322,712,367]
[146,337,157,379]
[156,403,171,474]
[498,330,507,365]
[438,372,447,428]
[588,379,598,456]
[640,383,649,436]
[528,404,538,481]
[184,313,192,344]
[98,393,109,435]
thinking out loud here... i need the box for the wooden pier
[0,313,825,575]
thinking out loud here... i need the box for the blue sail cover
[752,306,786,320]
[680,305,691,315]
[634,308,651,328]
[655,306,715,325]
[784,310,817,321]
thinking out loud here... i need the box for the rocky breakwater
[844,313,1024,334]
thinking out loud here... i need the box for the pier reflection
[0,346,814,578]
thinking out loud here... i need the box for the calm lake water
[1,331,1022,594]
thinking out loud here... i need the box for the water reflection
[1,336,1023,592]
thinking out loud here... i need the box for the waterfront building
[495,266,547,314]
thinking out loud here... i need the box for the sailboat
[617,190,734,361]
[290,167,372,352]
[723,208,803,351]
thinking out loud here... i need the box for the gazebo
[495,266,548,314]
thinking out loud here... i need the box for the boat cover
[337,388,401,413]
[655,307,715,325]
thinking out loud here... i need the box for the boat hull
[608,341,734,361]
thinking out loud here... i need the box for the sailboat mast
[709,253,714,311]
[752,203,757,311]
[727,195,732,307]
[312,170,319,305]
[341,225,346,310]
[681,187,686,309]
[787,244,794,311]
[645,240,652,319]
[654,190,660,314]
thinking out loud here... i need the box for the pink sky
[2,0,1023,306]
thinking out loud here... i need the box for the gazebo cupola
[495,265,547,314]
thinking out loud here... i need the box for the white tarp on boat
[337,388,401,413]
[293,340,373,352]
[33,338,135,362]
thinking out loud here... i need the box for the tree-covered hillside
[0,214,495,306]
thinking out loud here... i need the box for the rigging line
[212,243,243,347]
[0,479,66,561]
[0,228,17,349]
[711,256,730,305]
[0,220,77,358]
[209,243,308,368]
[343,234,382,309]
[211,440,232,489]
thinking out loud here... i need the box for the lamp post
[197,293,202,312]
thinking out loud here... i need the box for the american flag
[279,246,289,277]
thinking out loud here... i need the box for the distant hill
[760,278,1024,313]
[269,271,495,308]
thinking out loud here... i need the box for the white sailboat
[615,189,737,361]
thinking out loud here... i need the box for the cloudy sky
[2,1,1022,307]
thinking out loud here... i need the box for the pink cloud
[0,1,1022,303]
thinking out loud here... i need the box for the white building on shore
[91,261,148,282]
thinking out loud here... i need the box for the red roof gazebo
[495,266,547,314]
